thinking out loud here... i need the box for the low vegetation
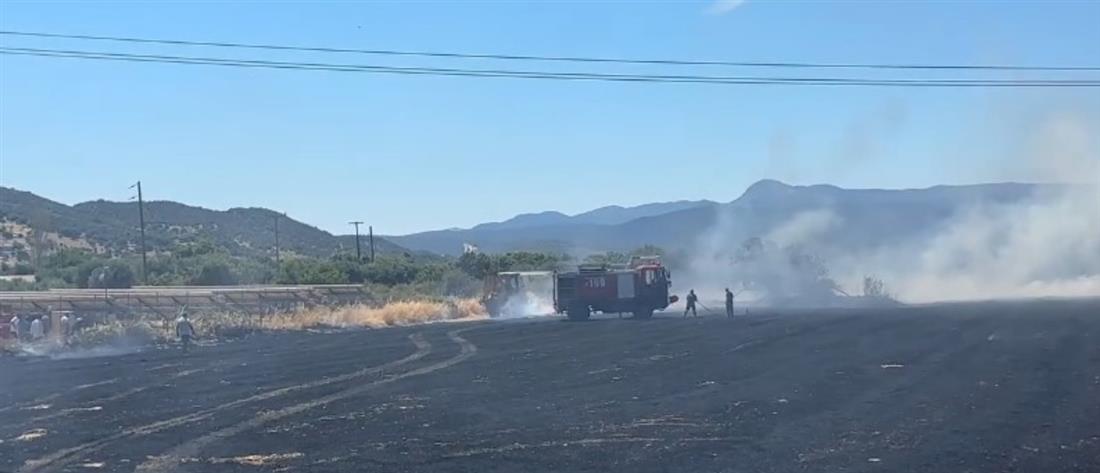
[2,298,490,352]
[0,241,574,294]
[261,299,487,330]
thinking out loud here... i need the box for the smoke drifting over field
[496,273,557,318]
[688,113,1100,304]
[858,186,1099,302]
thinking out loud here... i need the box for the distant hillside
[0,187,405,259]
[2,181,1065,263]
[387,180,1057,255]
[571,200,719,225]
[469,200,717,232]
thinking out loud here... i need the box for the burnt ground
[1,299,1099,473]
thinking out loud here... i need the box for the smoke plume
[686,112,1099,304]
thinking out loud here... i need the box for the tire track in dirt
[18,333,433,473]
[0,378,121,416]
[135,328,479,473]
[25,363,231,425]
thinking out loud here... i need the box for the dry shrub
[450,298,489,319]
[263,298,487,330]
[190,312,257,338]
[69,319,160,347]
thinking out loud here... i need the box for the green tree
[173,239,220,258]
[363,256,419,285]
[457,252,495,279]
[191,260,239,286]
[439,268,481,297]
[276,259,350,284]
[497,251,564,271]
[584,251,629,266]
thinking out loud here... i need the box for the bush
[363,256,419,285]
[457,251,565,279]
[276,259,350,285]
[0,278,46,291]
[87,262,136,288]
[11,263,34,275]
[439,268,482,297]
[192,261,239,286]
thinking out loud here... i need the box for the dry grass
[0,298,489,357]
[69,319,159,346]
[189,312,256,338]
[262,298,488,330]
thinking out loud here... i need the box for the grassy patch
[261,298,487,330]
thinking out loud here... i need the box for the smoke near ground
[687,112,1099,305]
[495,273,556,318]
[9,320,154,360]
[2,299,491,359]
[851,186,1099,302]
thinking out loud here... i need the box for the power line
[1,30,1097,73]
[2,47,1098,88]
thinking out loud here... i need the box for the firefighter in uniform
[683,290,698,318]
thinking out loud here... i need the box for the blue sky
[1,1,1097,235]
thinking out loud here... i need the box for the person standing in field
[59,314,72,345]
[725,288,735,319]
[176,312,195,353]
[10,314,23,342]
[683,290,698,318]
[30,316,44,341]
[18,315,31,342]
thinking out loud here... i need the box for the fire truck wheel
[633,307,654,319]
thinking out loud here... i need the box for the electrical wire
[2,30,1098,72]
[3,47,1098,87]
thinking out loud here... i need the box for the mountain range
[2,180,1062,261]
[387,179,1054,255]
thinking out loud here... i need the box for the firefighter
[175,312,196,353]
[725,288,735,319]
[9,314,23,343]
[30,316,45,341]
[18,315,31,342]
[59,314,72,345]
[683,289,698,318]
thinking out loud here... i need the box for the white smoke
[766,209,840,247]
[495,273,556,318]
[872,111,1099,302]
[15,339,145,360]
[498,291,556,318]
[687,112,1100,304]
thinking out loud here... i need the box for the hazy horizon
[4,178,1085,236]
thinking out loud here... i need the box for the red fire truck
[554,256,677,320]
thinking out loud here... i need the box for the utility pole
[130,181,148,285]
[273,213,281,265]
[349,221,364,261]
[368,225,375,262]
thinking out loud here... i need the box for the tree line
[0,238,675,296]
